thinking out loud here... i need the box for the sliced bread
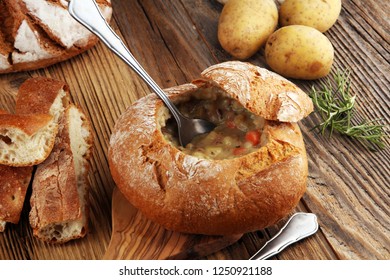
[29,104,93,243]
[0,113,58,167]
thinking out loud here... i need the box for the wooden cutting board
[103,187,243,260]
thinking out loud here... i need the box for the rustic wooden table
[0,0,389,260]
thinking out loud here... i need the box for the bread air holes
[161,89,265,160]
[52,224,64,241]
[0,135,12,145]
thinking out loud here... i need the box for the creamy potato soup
[162,92,265,160]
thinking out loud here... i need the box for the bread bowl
[0,163,32,232]
[109,61,313,235]
[0,0,112,74]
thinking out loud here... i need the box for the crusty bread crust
[109,62,312,235]
[200,61,314,122]
[0,164,33,231]
[0,113,53,136]
[16,77,70,122]
[0,0,112,74]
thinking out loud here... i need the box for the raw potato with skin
[218,0,278,60]
[265,25,334,80]
[109,61,313,235]
[279,0,342,33]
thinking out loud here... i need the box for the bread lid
[200,61,313,122]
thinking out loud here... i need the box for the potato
[218,0,278,60]
[265,25,334,80]
[279,0,342,32]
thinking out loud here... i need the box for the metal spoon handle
[250,213,319,260]
[68,0,182,124]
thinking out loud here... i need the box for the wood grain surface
[0,0,389,260]
[103,188,242,260]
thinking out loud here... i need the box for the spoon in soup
[68,0,215,146]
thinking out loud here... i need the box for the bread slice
[16,77,70,121]
[0,163,33,232]
[0,113,58,167]
[0,109,33,232]
[14,77,93,243]
[29,104,93,243]
[0,77,69,165]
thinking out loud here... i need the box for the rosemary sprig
[309,69,388,151]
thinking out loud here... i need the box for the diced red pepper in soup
[245,130,261,146]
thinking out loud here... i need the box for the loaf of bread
[29,104,93,243]
[0,0,112,74]
[0,109,33,232]
[109,61,313,235]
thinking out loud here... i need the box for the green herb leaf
[309,69,388,151]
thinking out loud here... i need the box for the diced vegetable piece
[245,130,260,146]
[233,147,246,155]
[226,120,236,129]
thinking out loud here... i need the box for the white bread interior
[0,221,5,232]
[49,88,68,123]
[0,114,58,167]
